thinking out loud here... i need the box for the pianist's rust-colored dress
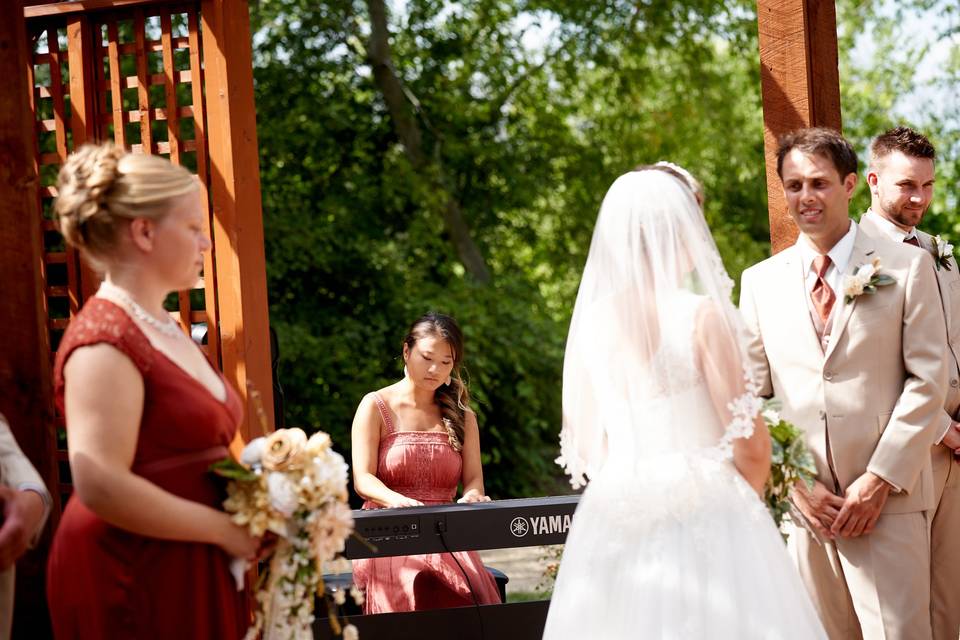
[352,393,501,613]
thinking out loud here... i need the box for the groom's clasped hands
[792,473,889,541]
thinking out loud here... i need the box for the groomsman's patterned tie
[904,235,921,247]
[811,255,835,323]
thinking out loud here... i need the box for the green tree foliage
[837,0,960,228]
[250,0,773,497]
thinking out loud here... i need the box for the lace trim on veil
[713,370,763,461]
[556,430,589,490]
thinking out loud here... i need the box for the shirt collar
[864,209,916,243]
[795,219,857,275]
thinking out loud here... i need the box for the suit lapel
[824,229,876,362]
[918,230,955,328]
[777,246,824,358]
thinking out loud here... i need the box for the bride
[542,165,826,639]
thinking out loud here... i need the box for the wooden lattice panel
[28,4,222,502]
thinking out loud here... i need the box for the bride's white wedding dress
[543,294,826,640]
[543,169,826,639]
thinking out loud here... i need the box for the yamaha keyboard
[343,495,580,559]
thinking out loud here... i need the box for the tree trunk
[365,0,492,284]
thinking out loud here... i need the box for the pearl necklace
[99,281,184,338]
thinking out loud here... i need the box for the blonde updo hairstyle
[55,143,199,268]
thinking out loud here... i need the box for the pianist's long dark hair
[403,312,470,452]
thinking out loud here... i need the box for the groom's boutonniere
[932,235,954,271]
[843,256,896,303]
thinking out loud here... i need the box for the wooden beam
[25,0,174,18]
[756,0,842,253]
[201,0,274,439]
[0,0,58,635]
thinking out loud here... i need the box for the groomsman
[740,127,948,639]
[857,126,960,640]
[0,413,50,640]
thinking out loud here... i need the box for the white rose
[857,263,877,281]
[266,471,299,518]
[843,274,865,298]
[305,431,332,456]
[936,236,953,256]
[343,624,359,640]
[240,437,267,467]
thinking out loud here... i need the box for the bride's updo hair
[55,143,198,266]
[403,312,470,452]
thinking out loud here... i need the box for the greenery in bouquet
[762,399,818,531]
[212,425,360,640]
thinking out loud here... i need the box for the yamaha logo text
[509,514,572,538]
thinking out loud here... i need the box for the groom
[857,126,960,640]
[739,127,948,640]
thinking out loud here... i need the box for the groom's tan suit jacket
[741,222,947,639]
[859,212,960,640]
[740,223,947,510]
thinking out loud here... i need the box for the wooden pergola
[0,0,840,635]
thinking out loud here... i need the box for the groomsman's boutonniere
[843,257,896,303]
[932,235,954,271]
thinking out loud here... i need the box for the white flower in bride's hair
[266,471,299,518]
[240,437,267,468]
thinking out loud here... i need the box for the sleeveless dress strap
[372,393,397,434]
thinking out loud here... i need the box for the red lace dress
[47,298,249,639]
[351,393,502,613]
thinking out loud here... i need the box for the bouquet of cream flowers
[212,428,360,640]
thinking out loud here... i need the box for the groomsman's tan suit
[859,211,960,640]
[740,222,948,640]
[0,414,51,640]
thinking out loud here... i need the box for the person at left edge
[0,412,51,640]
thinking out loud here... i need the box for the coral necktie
[811,255,835,324]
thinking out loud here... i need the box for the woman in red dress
[47,144,259,638]
[350,313,502,613]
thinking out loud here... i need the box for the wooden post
[66,14,103,303]
[201,0,274,439]
[757,0,842,253]
[0,1,58,636]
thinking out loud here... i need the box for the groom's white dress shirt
[797,220,856,350]
[797,219,857,305]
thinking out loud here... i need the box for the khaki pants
[931,447,960,640]
[787,510,932,640]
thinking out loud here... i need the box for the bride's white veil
[557,166,762,489]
